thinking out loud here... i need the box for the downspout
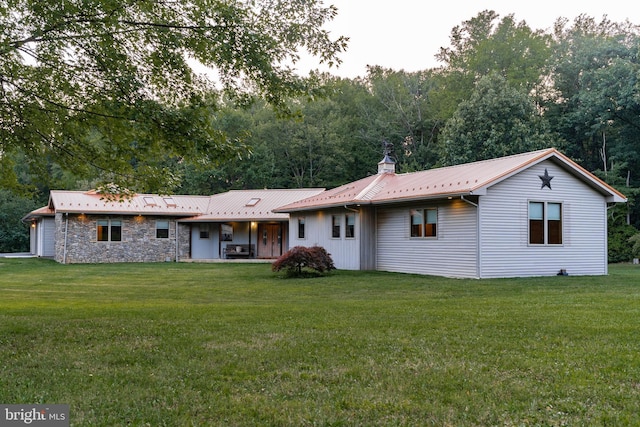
[460,195,478,208]
[460,195,480,278]
[175,220,179,262]
[63,213,69,264]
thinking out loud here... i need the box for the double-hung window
[345,214,355,238]
[156,220,169,239]
[97,219,122,242]
[331,215,341,238]
[529,201,562,245]
[410,208,437,238]
[298,217,306,239]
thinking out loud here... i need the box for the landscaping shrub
[272,245,335,277]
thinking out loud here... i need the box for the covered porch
[185,221,288,260]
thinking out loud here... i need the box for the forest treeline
[2,11,640,260]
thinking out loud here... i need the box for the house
[23,188,323,263]
[275,148,627,278]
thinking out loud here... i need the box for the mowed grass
[1,259,640,426]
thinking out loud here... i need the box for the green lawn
[1,259,640,426]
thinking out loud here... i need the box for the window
[410,208,437,238]
[143,196,157,206]
[199,225,210,239]
[331,215,341,238]
[345,213,355,238]
[529,201,562,245]
[156,220,169,239]
[298,217,305,239]
[245,197,261,207]
[97,219,122,242]
[410,209,423,237]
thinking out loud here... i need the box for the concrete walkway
[0,252,35,258]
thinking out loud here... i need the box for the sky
[294,0,640,78]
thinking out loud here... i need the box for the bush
[272,246,335,277]
[608,222,638,263]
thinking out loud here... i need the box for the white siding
[289,209,361,270]
[376,199,479,278]
[191,224,218,259]
[479,160,608,277]
[39,218,56,257]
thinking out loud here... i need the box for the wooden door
[258,224,282,258]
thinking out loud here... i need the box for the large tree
[438,72,557,165]
[364,66,442,172]
[0,0,346,193]
[434,10,553,118]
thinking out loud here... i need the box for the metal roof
[21,206,55,222]
[180,188,325,222]
[275,149,627,212]
[25,188,326,221]
[47,190,211,215]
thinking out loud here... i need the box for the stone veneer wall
[54,213,191,263]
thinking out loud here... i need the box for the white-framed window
[97,219,122,242]
[410,208,437,238]
[345,213,355,238]
[156,220,169,239]
[199,224,210,239]
[331,215,341,238]
[529,201,562,245]
[298,217,306,239]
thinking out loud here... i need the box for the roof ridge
[355,173,391,200]
[396,148,555,177]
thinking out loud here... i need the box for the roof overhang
[275,192,478,212]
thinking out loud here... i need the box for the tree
[545,16,640,228]
[0,0,347,193]
[438,72,557,165]
[546,16,640,173]
[434,11,553,118]
[364,67,443,172]
[0,190,38,252]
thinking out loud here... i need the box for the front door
[258,224,282,258]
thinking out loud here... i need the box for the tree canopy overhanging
[0,0,347,192]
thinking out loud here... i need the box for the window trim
[345,213,355,239]
[199,224,210,239]
[528,201,563,246]
[297,217,306,239]
[156,220,170,239]
[410,208,438,238]
[331,215,341,239]
[96,219,122,242]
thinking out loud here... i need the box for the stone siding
[54,213,191,263]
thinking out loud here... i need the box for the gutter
[63,213,69,264]
[175,220,179,262]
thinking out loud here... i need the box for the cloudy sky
[295,0,640,78]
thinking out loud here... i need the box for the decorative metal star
[539,168,554,190]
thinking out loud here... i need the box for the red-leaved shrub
[272,246,335,276]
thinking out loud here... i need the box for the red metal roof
[180,188,325,222]
[47,190,211,215]
[25,188,326,221]
[275,149,627,212]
